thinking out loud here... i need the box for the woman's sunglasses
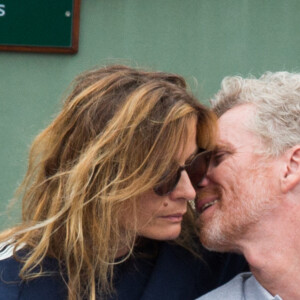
[153,149,212,196]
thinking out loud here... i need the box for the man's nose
[197,175,210,189]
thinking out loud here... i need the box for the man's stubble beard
[198,171,277,253]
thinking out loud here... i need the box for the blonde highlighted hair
[1,65,216,299]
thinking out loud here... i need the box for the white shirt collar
[244,273,282,300]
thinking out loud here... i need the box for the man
[196,72,300,300]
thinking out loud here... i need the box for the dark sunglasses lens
[186,152,211,188]
[154,170,181,196]
[154,151,212,196]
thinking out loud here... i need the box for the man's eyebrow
[214,143,234,152]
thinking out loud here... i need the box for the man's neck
[236,205,300,300]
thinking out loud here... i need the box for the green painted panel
[0,0,73,47]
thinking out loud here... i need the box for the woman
[0,65,247,300]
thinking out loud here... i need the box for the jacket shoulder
[0,243,67,300]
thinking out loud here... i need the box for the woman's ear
[281,145,300,193]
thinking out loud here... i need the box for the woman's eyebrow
[184,148,202,164]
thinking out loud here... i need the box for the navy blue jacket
[0,242,247,300]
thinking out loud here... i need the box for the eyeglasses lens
[153,170,181,196]
[154,151,211,196]
[186,151,211,188]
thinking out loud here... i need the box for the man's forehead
[217,104,256,149]
[218,104,255,127]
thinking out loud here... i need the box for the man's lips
[196,186,222,214]
[195,196,219,214]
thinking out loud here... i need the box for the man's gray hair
[211,71,300,156]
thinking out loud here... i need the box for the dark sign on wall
[0,0,80,54]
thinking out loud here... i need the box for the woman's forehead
[175,117,198,164]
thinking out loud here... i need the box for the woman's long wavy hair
[0,65,216,299]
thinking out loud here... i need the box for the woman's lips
[160,213,184,222]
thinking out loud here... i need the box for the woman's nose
[171,170,196,200]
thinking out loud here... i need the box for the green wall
[1,0,300,229]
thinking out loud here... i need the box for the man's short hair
[211,71,300,156]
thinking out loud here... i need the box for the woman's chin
[138,224,182,241]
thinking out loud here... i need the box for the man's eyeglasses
[153,149,212,196]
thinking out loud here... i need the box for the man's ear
[281,145,300,193]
